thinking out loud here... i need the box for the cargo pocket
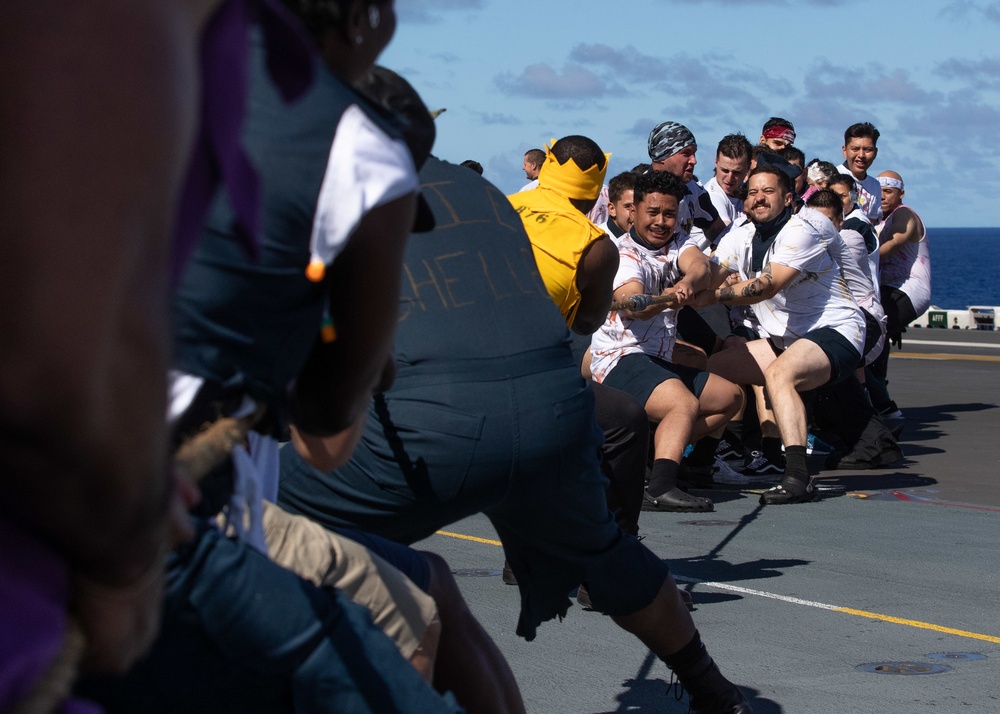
[369,397,484,502]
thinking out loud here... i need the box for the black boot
[663,634,753,713]
[683,652,753,714]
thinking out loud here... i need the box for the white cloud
[495,63,619,100]
[935,56,1000,90]
[940,1,1000,24]
[804,61,943,106]
[467,109,523,126]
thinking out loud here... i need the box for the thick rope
[608,293,677,312]
[14,408,266,713]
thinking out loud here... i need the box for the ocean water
[923,227,1000,309]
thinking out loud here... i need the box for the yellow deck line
[436,530,503,546]
[891,352,1000,363]
[434,529,1000,645]
[834,607,1000,644]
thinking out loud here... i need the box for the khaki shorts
[262,501,437,659]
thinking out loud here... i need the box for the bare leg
[764,340,831,449]
[760,340,832,505]
[754,385,779,439]
[645,380,699,461]
[424,552,527,714]
[690,374,743,443]
[409,613,441,683]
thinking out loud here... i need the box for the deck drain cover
[451,568,503,578]
[678,520,740,526]
[856,662,951,675]
[927,652,986,662]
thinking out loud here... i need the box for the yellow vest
[508,187,606,327]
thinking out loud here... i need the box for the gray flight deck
[415,328,1000,713]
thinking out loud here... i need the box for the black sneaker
[576,583,592,609]
[501,560,517,585]
[642,487,714,512]
[715,438,744,462]
[740,450,784,479]
[825,439,903,470]
[679,463,715,489]
[878,404,904,421]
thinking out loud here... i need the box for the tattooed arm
[713,262,800,305]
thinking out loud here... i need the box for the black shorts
[729,325,761,342]
[676,306,720,355]
[602,352,710,407]
[797,327,862,386]
[880,286,917,337]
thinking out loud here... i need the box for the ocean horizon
[923,227,1000,310]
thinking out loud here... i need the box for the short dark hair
[549,136,606,173]
[630,162,651,174]
[633,169,687,206]
[460,159,483,175]
[844,122,880,146]
[806,188,844,221]
[524,148,546,167]
[752,144,777,163]
[826,173,856,194]
[778,145,805,166]
[747,164,792,195]
[282,0,379,40]
[762,116,795,133]
[716,133,753,162]
[607,171,637,203]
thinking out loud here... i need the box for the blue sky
[382,0,1000,228]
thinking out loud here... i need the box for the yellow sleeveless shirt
[508,186,606,327]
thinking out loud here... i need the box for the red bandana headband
[762,126,796,145]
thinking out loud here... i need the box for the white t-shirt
[837,164,882,224]
[586,183,610,226]
[704,176,745,227]
[309,103,418,269]
[798,207,885,364]
[598,218,627,246]
[717,220,764,337]
[518,178,539,193]
[712,213,865,353]
[590,230,702,382]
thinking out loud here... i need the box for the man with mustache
[691,164,866,504]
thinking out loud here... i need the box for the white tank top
[877,205,931,314]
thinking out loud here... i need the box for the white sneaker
[712,457,751,485]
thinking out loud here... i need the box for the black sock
[661,631,710,681]
[761,436,783,464]
[784,445,808,483]
[647,458,679,497]
[687,436,720,468]
[726,420,743,445]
